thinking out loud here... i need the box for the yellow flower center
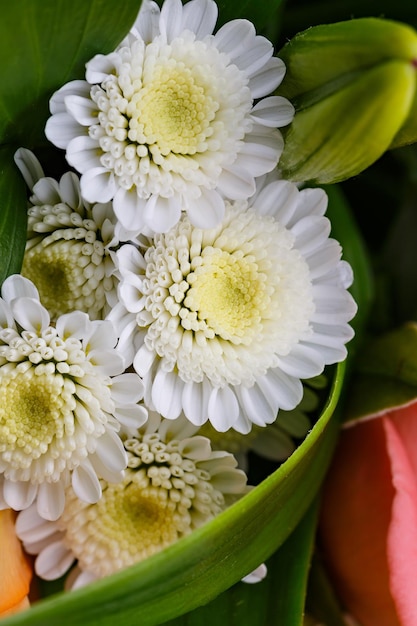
[185,251,269,342]
[128,65,218,157]
[62,474,182,577]
[0,368,68,468]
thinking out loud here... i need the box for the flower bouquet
[1,0,416,624]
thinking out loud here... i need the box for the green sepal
[345,323,417,424]
[277,18,417,183]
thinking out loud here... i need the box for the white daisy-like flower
[108,175,357,433]
[14,148,129,321]
[0,275,147,521]
[44,0,294,235]
[16,413,248,587]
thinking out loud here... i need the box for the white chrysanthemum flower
[44,0,294,235]
[16,413,248,587]
[109,176,357,433]
[0,275,147,521]
[13,148,129,321]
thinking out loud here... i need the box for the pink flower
[320,404,417,626]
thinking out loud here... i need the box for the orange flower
[0,509,32,616]
[320,405,417,626]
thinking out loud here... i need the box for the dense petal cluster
[16,413,248,587]
[109,175,357,433]
[0,275,147,521]
[45,0,293,235]
[14,148,123,321]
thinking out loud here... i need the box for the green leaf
[324,184,374,347]
[216,0,284,39]
[163,499,320,626]
[0,147,28,284]
[1,363,345,626]
[345,323,417,423]
[0,0,141,148]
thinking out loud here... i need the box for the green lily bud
[276,18,417,183]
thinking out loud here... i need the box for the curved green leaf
[163,499,320,626]
[0,0,141,148]
[0,147,28,284]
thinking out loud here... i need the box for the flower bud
[277,18,417,183]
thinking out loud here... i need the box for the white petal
[135,0,161,42]
[0,300,14,328]
[67,135,102,174]
[113,186,147,232]
[242,563,267,584]
[37,481,66,521]
[257,369,303,412]
[237,129,282,177]
[291,216,331,256]
[86,52,121,84]
[3,479,37,511]
[11,297,50,332]
[89,453,124,484]
[184,188,225,229]
[143,194,182,233]
[152,368,184,419]
[115,404,149,432]
[250,179,298,223]
[32,177,61,205]
[178,435,212,460]
[111,373,144,404]
[81,167,117,203]
[67,567,98,590]
[277,344,325,379]
[182,0,217,37]
[249,56,286,99]
[207,386,239,432]
[86,319,118,351]
[232,35,273,76]
[49,80,91,115]
[94,431,127,473]
[58,172,82,208]
[56,310,89,340]
[45,112,83,149]
[251,96,294,128]
[311,285,357,325]
[288,188,328,226]
[35,540,74,580]
[14,148,44,190]
[72,461,102,503]
[236,384,278,428]
[1,274,40,302]
[65,95,98,126]
[134,344,156,377]
[216,164,256,200]
[214,20,256,60]
[16,506,57,544]
[159,0,184,42]
[182,380,211,426]
[307,241,342,280]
